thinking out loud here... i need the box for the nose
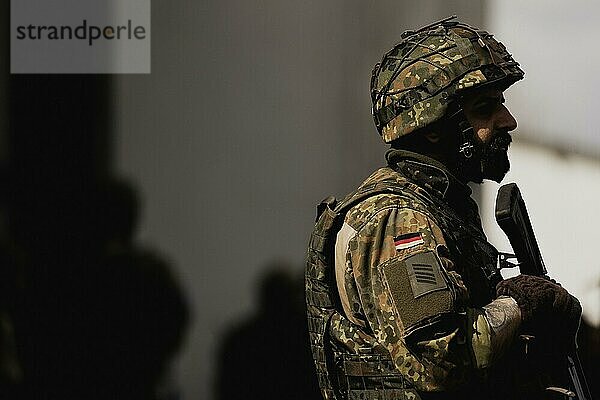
[497,104,517,132]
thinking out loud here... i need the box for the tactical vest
[305,169,502,400]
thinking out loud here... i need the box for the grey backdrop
[113,2,484,399]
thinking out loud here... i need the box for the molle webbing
[334,353,420,400]
[306,196,339,399]
[305,179,422,400]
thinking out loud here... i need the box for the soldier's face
[461,87,518,183]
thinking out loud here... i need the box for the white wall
[481,0,600,326]
[480,141,600,326]
[487,0,600,157]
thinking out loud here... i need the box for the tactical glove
[496,274,581,351]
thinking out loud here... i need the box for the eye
[472,98,502,116]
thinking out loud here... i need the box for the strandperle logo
[15,19,148,47]
[11,0,151,74]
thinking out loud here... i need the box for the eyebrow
[475,93,504,103]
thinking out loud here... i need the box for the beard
[479,131,512,183]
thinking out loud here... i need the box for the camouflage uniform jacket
[330,149,522,398]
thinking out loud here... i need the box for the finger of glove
[552,288,582,327]
[564,296,582,334]
[552,287,573,314]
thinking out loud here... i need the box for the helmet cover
[371,16,524,143]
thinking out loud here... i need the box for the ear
[423,131,441,144]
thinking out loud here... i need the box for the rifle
[495,182,592,400]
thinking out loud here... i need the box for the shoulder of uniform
[346,195,440,235]
[337,167,406,204]
[360,166,407,189]
[344,193,399,227]
[340,167,420,220]
[338,168,425,230]
[346,192,438,231]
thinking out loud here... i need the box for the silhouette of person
[215,264,320,400]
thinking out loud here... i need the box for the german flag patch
[394,232,424,251]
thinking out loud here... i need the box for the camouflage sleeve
[336,198,521,391]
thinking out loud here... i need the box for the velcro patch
[394,232,424,251]
[381,251,453,330]
[404,251,447,298]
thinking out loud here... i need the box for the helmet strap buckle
[459,141,475,159]
[447,102,477,161]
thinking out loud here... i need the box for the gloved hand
[496,274,581,352]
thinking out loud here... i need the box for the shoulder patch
[394,232,424,251]
[403,251,448,298]
[380,250,453,333]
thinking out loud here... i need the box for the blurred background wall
[113,1,484,399]
[479,0,600,327]
[4,0,600,399]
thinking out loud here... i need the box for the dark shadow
[0,176,189,400]
[215,262,320,400]
[578,317,600,398]
[0,71,190,398]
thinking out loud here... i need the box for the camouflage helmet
[371,16,524,143]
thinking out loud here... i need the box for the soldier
[305,17,583,400]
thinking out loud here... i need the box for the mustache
[490,131,512,149]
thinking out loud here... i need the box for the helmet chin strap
[445,101,484,183]
[457,117,476,159]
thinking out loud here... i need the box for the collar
[385,149,473,203]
